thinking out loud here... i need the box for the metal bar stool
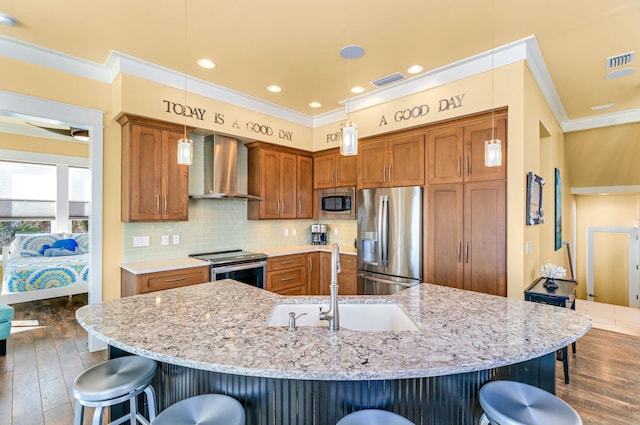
[151,394,245,425]
[72,356,157,425]
[479,380,582,425]
[337,409,415,425]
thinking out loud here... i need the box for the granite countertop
[76,280,591,381]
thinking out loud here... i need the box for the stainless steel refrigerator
[357,186,423,295]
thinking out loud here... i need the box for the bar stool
[337,409,415,425]
[151,394,245,425]
[72,356,157,425]
[479,381,582,425]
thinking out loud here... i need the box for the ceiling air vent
[606,51,635,69]
[372,72,405,87]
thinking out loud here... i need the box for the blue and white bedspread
[2,254,89,294]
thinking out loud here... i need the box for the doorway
[0,90,104,349]
[586,227,639,308]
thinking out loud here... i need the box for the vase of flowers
[540,263,566,290]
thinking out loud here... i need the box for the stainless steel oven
[189,250,267,289]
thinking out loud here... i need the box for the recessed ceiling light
[605,68,635,79]
[196,58,216,69]
[350,86,365,94]
[591,103,615,111]
[0,13,18,27]
[267,85,282,93]
[407,65,423,74]
[309,102,322,108]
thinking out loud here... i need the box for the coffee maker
[311,224,328,245]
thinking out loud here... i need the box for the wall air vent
[372,72,405,87]
[606,51,635,69]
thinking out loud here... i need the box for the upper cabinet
[427,114,506,184]
[358,133,425,189]
[247,142,313,219]
[119,115,189,222]
[313,148,357,189]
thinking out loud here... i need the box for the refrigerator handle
[357,272,419,288]
[379,195,389,267]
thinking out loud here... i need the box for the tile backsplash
[123,135,356,263]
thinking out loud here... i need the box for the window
[0,160,90,247]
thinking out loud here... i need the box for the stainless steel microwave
[317,187,356,219]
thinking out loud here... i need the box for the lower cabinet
[121,266,210,296]
[313,252,357,296]
[266,254,307,295]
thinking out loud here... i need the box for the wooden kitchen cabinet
[357,133,425,189]
[427,180,506,296]
[247,142,313,219]
[307,252,321,295]
[427,113,506,184]
[313,148,357,189]
[316,252,357,295]
[119,115,189,222]
[121,266,209,296]
[267,254,308,294]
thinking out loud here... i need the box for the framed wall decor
[526,172,544,225]
[554,168,562,250]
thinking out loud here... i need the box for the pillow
[39,238,79,255]
[43,247,80,257]
[66,233,89,253]
[11,233,65,258]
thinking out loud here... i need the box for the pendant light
[177,0,193,165]
[340,45,364,156]
[484,0,502,168]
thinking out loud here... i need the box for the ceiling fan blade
[26,122,73,137]
[70,128,89,139]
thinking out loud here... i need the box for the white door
[586,227,639,308]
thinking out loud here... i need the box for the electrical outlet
[161,235,169,246]
[292,228,297,236]
[133,236,150,247]
[334,228,339,235]
[526,241,531,254]
[284,229,289,237]
[173,235,180,245]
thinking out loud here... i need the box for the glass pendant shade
[177,137,193,165]
[484,138,502,167]
[341,121,358,156]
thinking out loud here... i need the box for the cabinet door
[313,152,336,189]
[280,152,298,218]
[427,184,463,289]
[319,252,332,295]
[297,155,313,218]
[388,133,425,186]
[127,124,163,221]
[358,140,387,189]
[463,180,506,296]
[307,252,321,295]
[338,254,357,295]
[161,129,189,221]
[336,154,357,187]
[463,117,506,182]
[427,127,463,184]
[260,149,281,218]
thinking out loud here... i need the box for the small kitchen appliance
[311,224,328,245]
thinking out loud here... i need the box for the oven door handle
[212,260,267,275]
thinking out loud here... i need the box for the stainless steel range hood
[190,135,263,200]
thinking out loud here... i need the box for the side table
[525,277,578,384]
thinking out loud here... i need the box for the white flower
[540,263,566,279]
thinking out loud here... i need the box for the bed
[1,233,89,304]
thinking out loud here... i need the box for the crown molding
[2,34,638,132]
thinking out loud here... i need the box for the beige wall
[1,52,607,302]
[0,133,89,157]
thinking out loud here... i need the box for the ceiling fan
[27,122,90,141]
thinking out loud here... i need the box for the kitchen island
[76,280,591,425]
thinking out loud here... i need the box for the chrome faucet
[319,243,340,331]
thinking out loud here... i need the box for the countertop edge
[120,257,210,274]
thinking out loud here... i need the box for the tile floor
[574,298,640,336]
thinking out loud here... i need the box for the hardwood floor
[1,295,639,425]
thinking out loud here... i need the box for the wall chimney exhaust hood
[190,135,263,200]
